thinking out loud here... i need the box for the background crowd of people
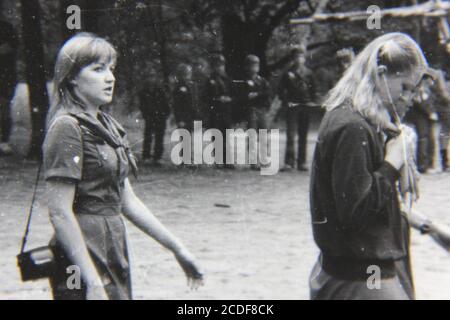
[1,1,449,176]
[1,32,450,175]
[130,46,450,174]
[0,1,449,301]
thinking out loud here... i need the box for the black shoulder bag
[17,162,55,281]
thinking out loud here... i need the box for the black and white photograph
[0,0,449,303]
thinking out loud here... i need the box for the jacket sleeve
[331,123,400,233]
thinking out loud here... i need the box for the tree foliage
[1,0,449,127]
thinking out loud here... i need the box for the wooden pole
[290,1,450,25]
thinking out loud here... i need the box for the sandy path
[1,144,449,299]
[0,95,448,299]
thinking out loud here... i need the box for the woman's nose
[105,70,115,83]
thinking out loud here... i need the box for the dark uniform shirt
[203,73,233,109]
[278,68,314,105]
[138,84,170,122]
[173,80,200,128]
[239,75,271,109]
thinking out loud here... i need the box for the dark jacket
[138,84,170,121]
[278,68,315,105]
[203,72,233,111]
[310,105,410,277]
[173,80,200,127]
[238,75,271,109]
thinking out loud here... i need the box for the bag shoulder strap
[19,114,83,253]
[19,162,42,254]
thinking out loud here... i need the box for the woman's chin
[100,96,113,105]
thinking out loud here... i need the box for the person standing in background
[172,64,202,166]
[428,69,450,171]
[193,57,209,123]
[278,46,315,171]
[405,77,436,173]
[0,9,17,155]
[138,70,170,166]
[336,47,355,77]
[173,64,201,132]
[239,55,271,170]
[203,54,234,168]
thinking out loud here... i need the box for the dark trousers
[439,111,449,151]
[247,107,269,165]
[408,112,434,172]
[309,254,412,300]
[0,95,13,143]
[209,106,233,162]
[142,117,167,160]
[285,106,309,167]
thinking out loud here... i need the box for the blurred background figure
[336,47,355,76]
[193,57,209,123]
[277,45,315,171]
[405,68,450,173]
[138,69,170,166]
[429,69,450,172]
[203,54,234,168]
[0,7,17,156]
[405,76,437,173]
[172,63,202,166]
[173,63,201,132]
[239,55,271,170]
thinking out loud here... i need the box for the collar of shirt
[65,99,138,178]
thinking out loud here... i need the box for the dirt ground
[0,91,449,299]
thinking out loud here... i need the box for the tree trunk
[21,0,49,160]
[59,0,78,41]
[83,0,103,34]
[221,15,269,79]
[157,0,170,91]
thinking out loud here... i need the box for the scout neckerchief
[66,103,138,179]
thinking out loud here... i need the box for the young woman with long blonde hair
[309,33,450,300]
[43,33,203,300]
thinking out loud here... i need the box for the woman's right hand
[385,132,406,170]
[174,248,204,290]
[86,283,109,300]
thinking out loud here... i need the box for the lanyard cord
[19,162,42,254]
[381,75,417,211]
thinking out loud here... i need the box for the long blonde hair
[47,33,117,127]
[324,33,428,128]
